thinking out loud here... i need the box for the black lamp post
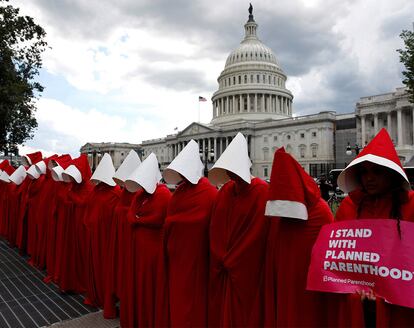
[200,146,214,177]
[346,142,363,156]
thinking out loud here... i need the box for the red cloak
[44,181,71,284]
[30,155,59,269]
[157,177,217,327]
[104,188,135,319]
[335,190,414,327]
[12,176,31,250]
[208,177,269,327]
[43,155,72,282]
[56,155,93,293]
[0,161,13,238]
[57,180,93,293]
[268,199,335,327]
[120,184,171,328]
[25,175,46,263]
[84,183,121,308]
[32,174,58,269]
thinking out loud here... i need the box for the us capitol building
[82,8,414,178]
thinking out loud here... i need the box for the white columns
[214,137,218,160]
[226,97,229,115]
[206,138,211,163]
[240,94,244,112]
[361,115,366,146]
[397,108,403,146]
[265,95,270,112]
[261,94,264,112]
[387,112,392,135]
[276,96,279,113]
[374,113,379,134]
[247,94,250,112]
[254,94,258,112]
[232,95,236,114]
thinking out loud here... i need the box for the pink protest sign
[306,219,414,309]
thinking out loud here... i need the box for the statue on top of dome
[248,3,253,15]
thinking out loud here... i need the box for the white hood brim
[125,153,161,194]
[62,165,82,184]
[209,132,252,186]
[9,166,27,185]
[163,139,204,184]
[90,153,116,186]
[113,150,141,186]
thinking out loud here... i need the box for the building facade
[80,142,141,170]
[141,10,336,178]
[356,87,414,164]
[82,10,414,178]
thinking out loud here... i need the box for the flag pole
[198,99,200,123]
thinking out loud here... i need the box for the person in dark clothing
[318,176,332,201]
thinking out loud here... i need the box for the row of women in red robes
[0,128,413,327]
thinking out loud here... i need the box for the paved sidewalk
[0,238,99,328]
[48,311,119,327]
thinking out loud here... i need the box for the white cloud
[10,0,414,154]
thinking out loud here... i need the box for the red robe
[14,178,32,252]
[56,181,93,293]
[34,174,59,270]
[264,198,335,327]
[104,188,135,319]
[0,182,12,238]
[25,176,46,264]
[84,183,121,308]
[120,184,171,328]
[43,182,70,283]
[157,177,217,327]
[208,177,269,327]
[336,189,414,327]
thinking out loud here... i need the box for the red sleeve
[128,186,171,227]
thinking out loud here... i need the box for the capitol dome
[211,8,293,125]
[225,37,280,68]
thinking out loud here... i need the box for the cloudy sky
[11,0,414,156]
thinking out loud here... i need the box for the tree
[0,0,47,155]
[397,27,414,104]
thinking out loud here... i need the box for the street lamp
[200,146,215,177]
[346,142,363,156]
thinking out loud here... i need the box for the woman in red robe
[104,150,141,319]
[0,162,15,240]
[263,147,335,327]
[208,132,269,327]
[42,154,72,283]
[335,128,414,327]
[120,153,171,328]
[9,165,30,250]
[157,139,217,327]
[17,151,43,254]
[25,161,50,265]
[84,154,121,308]
[57,154,93,293]
[30,155,58,269]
